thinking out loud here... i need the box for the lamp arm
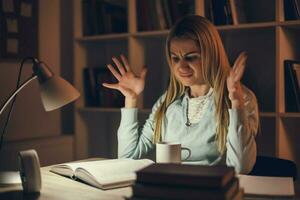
[0,75,37,116]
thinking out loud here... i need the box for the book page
[75,159,154,188]
[50,161,101,178]
[238,175,295,197]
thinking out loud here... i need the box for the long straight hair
[153,15,231,154]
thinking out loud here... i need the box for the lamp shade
[39,75,80,111]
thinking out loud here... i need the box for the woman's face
[170,38,205,86]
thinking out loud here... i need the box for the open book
[50,158,154,190]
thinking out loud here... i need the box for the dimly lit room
[0,0,300,199]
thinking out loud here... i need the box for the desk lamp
[0,57,80,191]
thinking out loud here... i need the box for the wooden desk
[1,165,300,200]
[0,166,131,200]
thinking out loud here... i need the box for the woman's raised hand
[226,52,247,109]
[102,55,147,100]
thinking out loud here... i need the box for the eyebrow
[170,51,200,56]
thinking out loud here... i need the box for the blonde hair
[153,15,231,154]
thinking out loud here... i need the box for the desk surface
[0,166,131,200]
[0,165,300,200]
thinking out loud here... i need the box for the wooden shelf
[75,22,288,43]
[75,33,130,42]
[76,30,170,41]
[132,23,275,36]
[75,20,300,43]
[217,22,277,31]
[279,112,300,118]
[260,112,277,117]
[132,30,169,38]
[76,22,279,42]
[279,20,300,28]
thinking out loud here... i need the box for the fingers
[107,64,121,81]
[120,54,131,72]
[108,55,146,81]
[112,56,126,75]
[232,51,247,71]
[140,67,147,79]
[232,51,247,82]
[103,83,135,98]
[102,83,119,90]
[234,63,245,82]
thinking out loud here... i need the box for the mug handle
[181,147,191,161]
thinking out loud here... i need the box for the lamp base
[0,171,21,185]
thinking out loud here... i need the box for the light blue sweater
[118,87,259,174]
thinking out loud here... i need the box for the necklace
[185,88,213,127]
[185,98,192,126]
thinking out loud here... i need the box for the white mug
[156,142,191,163]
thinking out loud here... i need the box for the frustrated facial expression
[170,39,205,86]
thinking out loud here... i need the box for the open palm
[102,55,147,99]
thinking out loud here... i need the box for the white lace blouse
[187,88,214,124]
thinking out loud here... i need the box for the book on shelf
[81,0,127,36]
[168,0,195,24]
[135,163,236,188]
[103,1,127,33]
[50,159,154,190]
[206,0,215,24]
[229,0,247,25]
[136,0,194,31]
[238,174,295,197]
[295,0,300,18]
[211,0,233,25]
[81,0,95,36]
[284,0,300,20]
[148,0,160,30]
[132,178,239,200]
[83,67,124,108]
[161,0,173,28]
[224,0,233,25]
[284,60,300,112]
[136,0,151,31]
[155,0,167,30]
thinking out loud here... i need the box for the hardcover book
[136,163,235,188]
[132,178,239,200]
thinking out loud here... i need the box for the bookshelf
[73,0,300,174]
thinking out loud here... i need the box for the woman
[103,15,259,174]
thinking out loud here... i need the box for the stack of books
[130,164,243,200]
